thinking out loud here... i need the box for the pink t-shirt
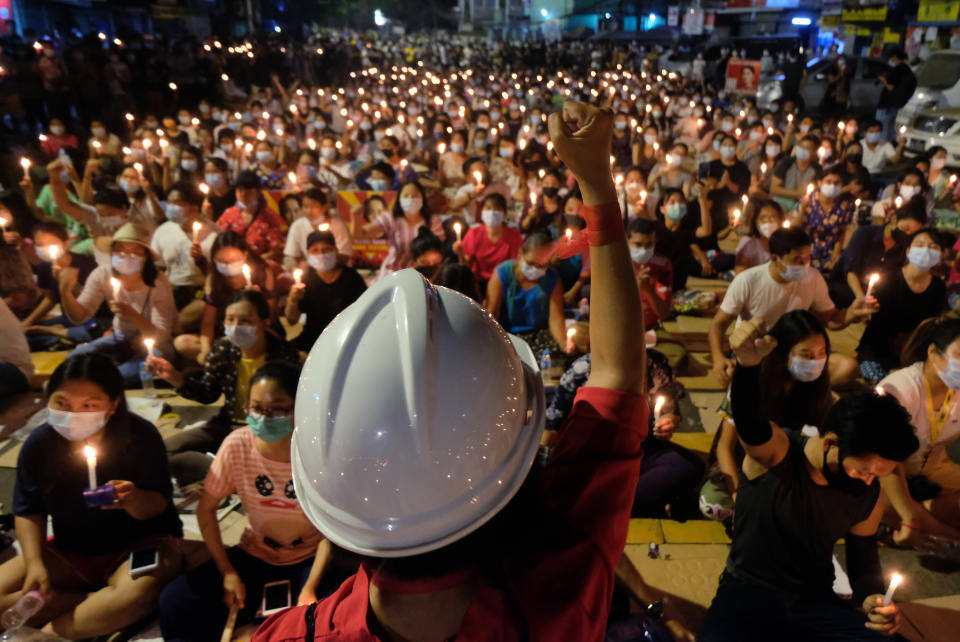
[205,427,322,565]
[462,225,524,280]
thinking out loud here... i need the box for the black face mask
[542,186,560,198]
[821,445,871,495]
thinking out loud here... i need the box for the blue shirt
[496,259,559,333]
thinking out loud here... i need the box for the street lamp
[540,9,549,18]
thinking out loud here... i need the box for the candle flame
[288,171,297,184]
[473,171,483,184]
[868,273,880,288]
[567,327,576,339]
[20,157,31,169]
[144,337,155,350]
[318,223,330,232]
[83,445,96,459]
[242,264,251,278]
[199,183,209,195]
[890,573,903,589]
[293,268,303,282]
[875,386,885,396]
[192,221,202,232]
[654,396,666,415]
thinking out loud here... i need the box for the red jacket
[253,386,648,641]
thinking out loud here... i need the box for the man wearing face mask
[861,120,905,174]
[285,230,367,352]
[709,228,876,387]
[283,188,353,270]
[216,170,287,260]
[770,135,822,209]
[148,291,301,486]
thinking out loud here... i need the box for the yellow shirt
[233,355,266,421]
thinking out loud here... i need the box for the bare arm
[485,269,504,319]
[47,162,96,227]
[197,491,237,579]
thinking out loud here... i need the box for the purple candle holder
[83,485,116,508]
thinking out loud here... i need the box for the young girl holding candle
[0,353,182,638]
[454,192,524,290]
[60,224,177,388]
[158,360,340,641]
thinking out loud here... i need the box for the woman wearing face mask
[315,135,354,189]
[454,192,523,289]
[620,166,649,220]
[353,181,444,278]
[439,130,468,190]
[646,143,692,214]
[747,135,785,200]
[632,125,661,175]
[61,224,177,387]
[114,164,163,227]
[164,145,202,193]
[87,120,122,158]
[926,147,955,212]
[654,188,714,289]
[150,291,300,486]
[286,230,367,352]
[611,112,633,169]
[486,231,566,354]
[857,229,947,384]
[735,200,785,273]
[174,231,276,365]
[250,141,286,189]
[40,118,78,159]
[158,360,341,641]
[876,318,960,546]
[521,170,565,235]
[0,353,183,637]
[702,310,834,527]
[202,158,235,220]
[798,167,855,270]
[871,169,928,224]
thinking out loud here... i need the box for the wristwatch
[646,599,664,620]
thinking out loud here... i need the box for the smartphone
[698,162,708,180]
[261,580,292,617]
[128,547,159,577]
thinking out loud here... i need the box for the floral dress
[805,196,855,270]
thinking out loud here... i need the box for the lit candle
[473,170,483,186]
[875,385,885,396]
[133,162,143,175]
[318,222,330,232]
[293,268,303,285]
[47,244,60,261]
[838,121,845,131]
[899,126,907,136]
[144,337,155,358]
[83,445,98,490]
[437,142,446,154]
[192,221,202,243]
[783,220,791,229]
[20,157,31,179]
[895,195,903,209]
[866,273,880,300]
[855,198,862,208]
[110,277,121,300]
[288,171,297,185]
[952,174,958,185]
[732,209,741,227]
[169,82,177,91]
[882,573,903,606]
[741,194,748,208]
[787,114,794,123]
[199,182,209,196]
[565,228,573,239]
[654,396,666,421]
[242,264,252,288]
[453,222,462,241]
[566,326,576,353]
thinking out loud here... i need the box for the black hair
[431,263,481,302]
[110,239,159,287]
[522,230,553,254]
[250,359,301,400]
[461,156,485,176]
[903,317,960,366]
[655,188,685,219]
[760,310,833,429]
[370,161,396,183]
[306,230,337,249]
[236,170,262,190]
[627,218,656,236]
[410,228,444,261]
[32,220,68,242]
[897,168,929,193]
[181,145,202,161]
[480,192,507,212]
[48,353,128,413]
[206,156,229,173]
[169,180,203,207]
[217,129,237,144]
[230,289,271,320]
[769,227,812,258]
[93,188,129,210]
[391,182,431,223]
[824,391,918,462]
[896,198,928,226]
[303,188,327,205]
[0,189,36,238]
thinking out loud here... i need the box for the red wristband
[580,202,625,246]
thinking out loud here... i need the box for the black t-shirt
[14,412,182,556]
[34,252,97,304]
[208,190,235,221]
[728,431,879,596]
[857,268,946,368]
[295,266,368,351]
[653,218,695,267]
[707,159,751,197]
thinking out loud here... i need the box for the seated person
[796,166,856,271]
[486,231,566,354]
[429,263,482,302]
[857,228,947,384]
[0,298,33,399]
[555,206,591,305]
[158,361,339,641]
[216,170,287,261]
[22,222,101,350]
[148,291,300,486]
[2,353,182,638]
[653,188,714,290]
[735,199,784,273]
[871,169,929,224]
[828,198,925,308]
[698,319,916,641]
[61,224,177,387]
[878,318,960,545]
[173,231,276,365]
[285,230,367,353]
[283,188,353,270]
[453,193,523,291]
[410,228,446,272]
[861,119,905,174]
[769,134,821,212]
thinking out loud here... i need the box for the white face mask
[224,323,259,348]
[91,127,106,138]
[216,260,245,277]
[781,263,808,282]
[899,185,920,200]
[399,196,422,214]
[758,222,778,238]
[519,259,546,281]
[308,252,337,273]
[481,209,504,228]
[906,246,941,271]
[111,254,143,275]
[164,203,185,223]
[630,246,654,264]
[766,145,781,157]
[820,184,841,198]
[788,356,827,382]
[47,408,108,441]
[932,157,947,170]
[720,146,736,160]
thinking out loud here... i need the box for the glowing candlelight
[20,157,31,178]
[288,171,297,185]
[46,244,60,261]
[83,445,98,490]
[866,273,880,300]
[133,162,143,175]
[654,396,666,420]
[293,268,303,285]
[882,573,903,606]
[125,113,134,123]
[875,386,885,396]
[437,142,446,154]
[838,121,845,131]
[318,223,330,232]
[566,326,576,353]
[144,337,155,358]
[895,196,903,208]
[453,222,462,241]
[783,220,791,229]
[787,114,794,123]
[732,209,741,227]
[199,183,209,196]
[169,82,178,91]
[473,170,483,186]
[242,264,252,288]
[899,126,907,136]
[192,221,202,243]
[110,277,121,300]
[741,194,749,207]
[565,228,573,239]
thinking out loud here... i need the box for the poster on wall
[725,59,762,94]
[337,190,396,268]
[682,9,705,35]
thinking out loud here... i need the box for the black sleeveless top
[726,432,879,597]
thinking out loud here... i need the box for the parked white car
[901,107,960,165]
[897,50,960,127]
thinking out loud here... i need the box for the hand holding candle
[566,327,577,353]
[654,396,666,421]
[293,268,303,286]
[144,337,155,358]
[453,222,462,241]
[865,273,880,301]
[20,157,31,179]
[882,573,902,606]
[192,221,202,244]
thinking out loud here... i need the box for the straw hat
[94,222,160,260]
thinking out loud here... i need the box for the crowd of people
[0,25,955,640]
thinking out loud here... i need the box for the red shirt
[637,254,673,328]
[253,386,649,641]
[217,203,288,255]
[462,225,524,281]
[41,134,79,160]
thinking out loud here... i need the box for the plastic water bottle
[1,590,45,630]
[539,350,552,371]
[139,361,155,398]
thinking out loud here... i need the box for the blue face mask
[782,263,808,282]
[665,203,687,221]
[247,412,293,442]
[111,254,143,275]
[907,247,941,271]
[788,356,826,382]
[368,179,389,191]
[205,173,225,188]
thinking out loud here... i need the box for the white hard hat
[292,269,545,557]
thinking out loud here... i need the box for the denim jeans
[877,107,899,143]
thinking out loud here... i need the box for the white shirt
[74,266,179,344]
[150,219,219,287]
[283,215,353,269]
[0,298,34,381]
[861,141,897,173]
[719,262,835,329]
[879,363,960,473]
